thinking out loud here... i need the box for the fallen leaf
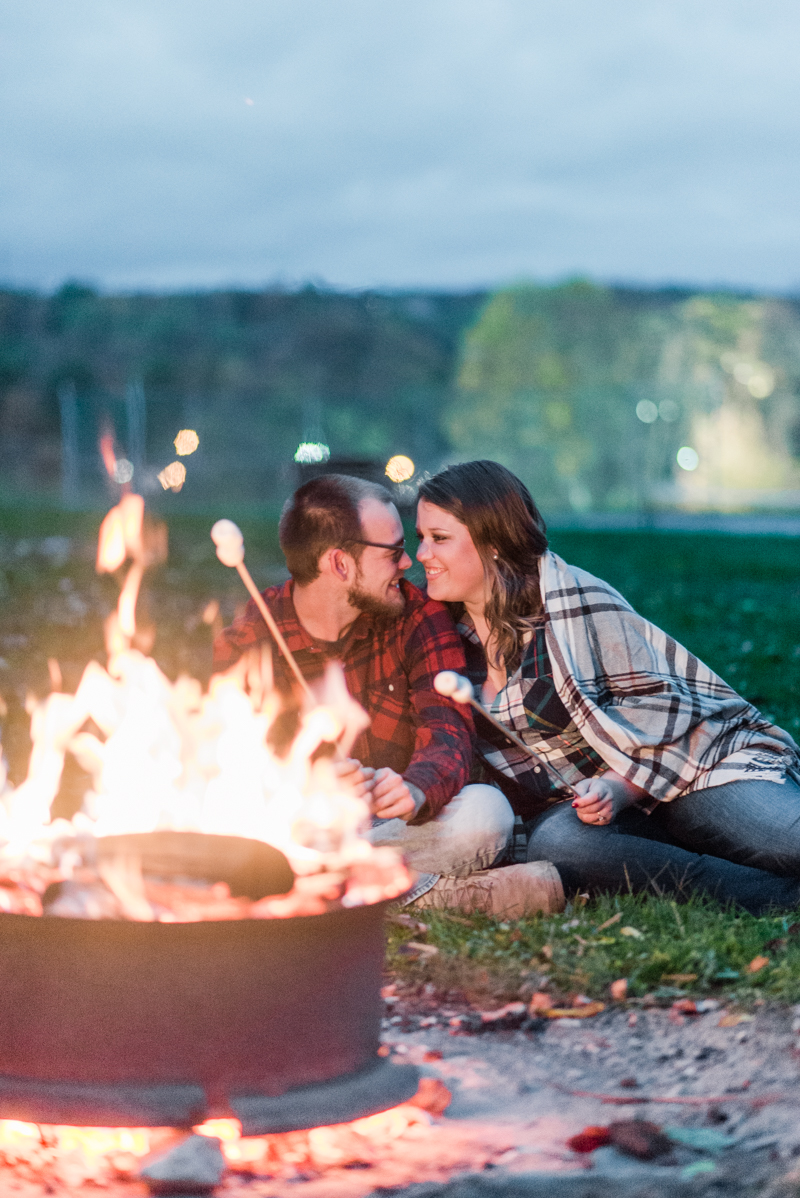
[407,1077,451,1115]
[718,1013,755,1027]
[543,1001,605,1019]
[567,1126,611,1153]
[397,941,439,959]
[671,999,698,1015]
[480,1002,526,1024]
[608,1120,672,1160]
[666,1126,736,1152]
[388,913,429,933]
[610,979,628,1001]
[596,912,622,932]
[662,973,697,983]
[422,1049,442,1062]
[377,1045,391,1057]
[620,926,644,939]
[528,992,552,1014]
[619,1077,638,1089]
[540,944,553,960]
[682,1161,717,1180]
[747,956,770,974]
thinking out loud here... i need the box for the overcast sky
[2,0,799,294]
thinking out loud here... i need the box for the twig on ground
[551,1082,787,1108]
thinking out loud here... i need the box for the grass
[386,893,800,1010]
[2,510,800,1006]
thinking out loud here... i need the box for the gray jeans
[365,783,515,902]
[527,778,800,915]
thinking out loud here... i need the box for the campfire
[0,495,429,1193]
[0,493,411,920]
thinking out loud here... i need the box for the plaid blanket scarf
[485,551,799,805]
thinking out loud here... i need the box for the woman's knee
[527,804,594,864]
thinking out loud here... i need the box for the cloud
[2,0,799,291]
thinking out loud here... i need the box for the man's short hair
[279,474,394,584]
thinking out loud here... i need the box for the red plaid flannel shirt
[213,578,473,821]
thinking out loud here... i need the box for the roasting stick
[434,670,580,799]
[211,519,314,702]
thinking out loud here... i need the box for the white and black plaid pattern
[537,552,800,805]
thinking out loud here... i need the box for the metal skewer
[211,519,315,702]
[434,670,580,799]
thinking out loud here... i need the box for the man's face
[347,498,413,621]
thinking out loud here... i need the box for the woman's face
[416,499,488,608]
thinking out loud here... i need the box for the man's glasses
[344,538,406,564]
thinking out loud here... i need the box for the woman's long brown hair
[418,460,548,674]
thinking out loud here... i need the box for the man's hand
[333,758,376,799]
[571,770,644,826]
[369,768,421,822]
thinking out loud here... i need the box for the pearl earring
[493,553,498,560]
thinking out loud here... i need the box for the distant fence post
[125,378,146,487]
[57,379,79,507]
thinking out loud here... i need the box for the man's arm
[400,600,474,823]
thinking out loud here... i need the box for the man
[214,474,563,917]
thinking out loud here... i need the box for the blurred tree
[446,283,800,512]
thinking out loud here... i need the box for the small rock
[140,1133,225,1194]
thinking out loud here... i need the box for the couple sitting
[215,461,800,918]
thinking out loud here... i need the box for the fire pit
[0,497,419,1139]
[0,898,418,1134]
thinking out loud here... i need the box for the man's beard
[347,574,405,626]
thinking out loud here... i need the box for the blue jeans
[526,778,800,915]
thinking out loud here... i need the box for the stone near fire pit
[139,1133,226,1195]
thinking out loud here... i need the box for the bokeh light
[174,429,200,456]
[294,442,330,464]
[112,458,134,484]
[157,461,187,491]
[635,400,658,424]
[385,454,415,482]
[677,446,699,471]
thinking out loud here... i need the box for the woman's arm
[571,770,648,825]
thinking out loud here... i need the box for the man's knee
[402,783,514,877]
[448,783,515,840]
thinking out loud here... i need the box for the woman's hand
[571,770,644,826]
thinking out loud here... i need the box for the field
[1,504,800,1007]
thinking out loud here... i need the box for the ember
[0,1093,441,1191]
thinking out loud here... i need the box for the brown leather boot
[409,860,564,919]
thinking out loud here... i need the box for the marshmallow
[210,519,245,567]
[434,671,474,703]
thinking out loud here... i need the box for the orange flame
[99,432,117,479]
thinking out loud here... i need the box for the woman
[416,460,800,914]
